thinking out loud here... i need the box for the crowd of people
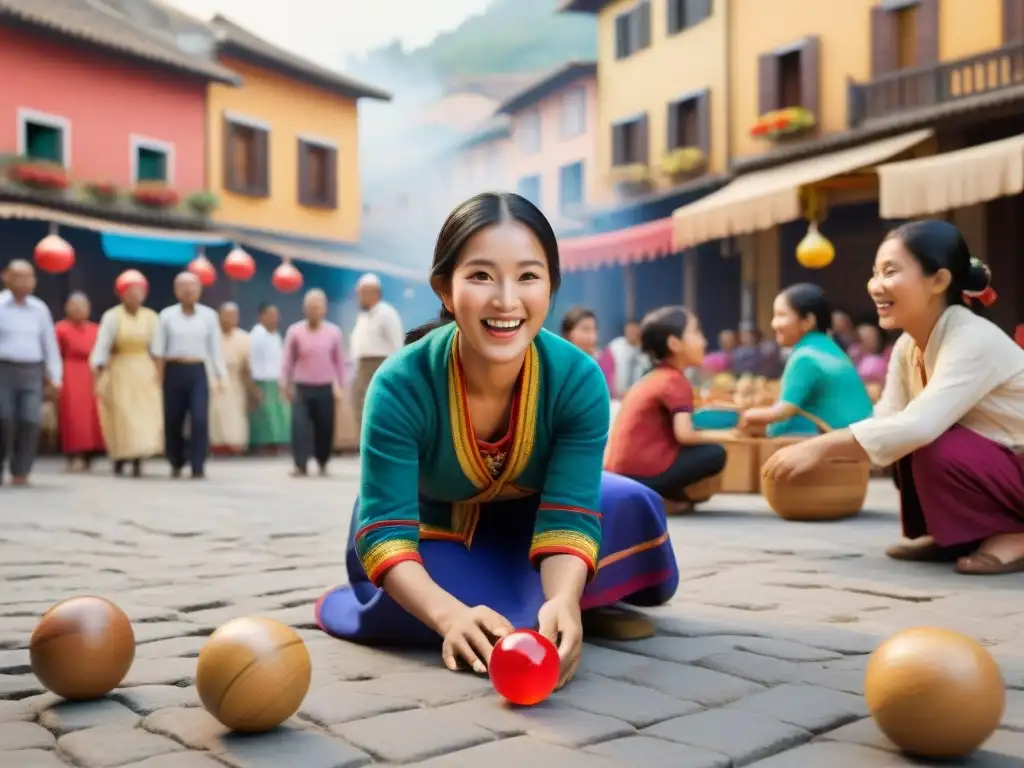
[0,261,404,486]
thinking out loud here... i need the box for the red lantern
[34,233,75,274]
[223,247,255,282]
[188,254,217,287]
[115,269,148,298]
[272,261,303,293]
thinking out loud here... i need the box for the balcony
[848,42,1024,128]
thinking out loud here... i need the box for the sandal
[955,552,1024,575]
[885,538,960,562]
[582,607,655,641]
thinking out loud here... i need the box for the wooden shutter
[666,102,679,150]
[326,147,338,208]
[297,140,309,205]
[253,128,269,196]
[800,36,821,118]
[915,0,940,66]
[667,0,680,34]
[757,53,779,114]
[222,115,235,192]
[634,1,652,51]
[870,6,898,77]
[696,89,710,157]
[615,13,629,58]
[636,113,649,163]
[612,124,625,165]
[696,0,712,23]
[1005,0,1024,42]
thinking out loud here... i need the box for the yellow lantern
[796,221,835,269]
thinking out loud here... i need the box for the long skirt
[58,358,104,455]
[249,380,290,448]
[209,373,249,452]
[96,352,162,461]
[896,425,1024,546]
[315,471,679,645]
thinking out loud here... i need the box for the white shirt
[249,323,283,381]
[350,300,403,360]
[0,291,61,384]
[152,303,226,379]
[850,306,1024,467]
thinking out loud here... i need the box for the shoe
[955,552,1024,575]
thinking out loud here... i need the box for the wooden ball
[196,616,311,733]
[865,627,1005,758]
[30,596,135,700]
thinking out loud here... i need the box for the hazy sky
[163,0,489,65]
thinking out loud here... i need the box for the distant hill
[346,0,597,82]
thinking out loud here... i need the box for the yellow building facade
[206,18,389,244]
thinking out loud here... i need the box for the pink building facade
[0,25,223,193]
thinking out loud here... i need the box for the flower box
[131,183,180,209]
[660,147,706,177]
[84,181,120,204]
[8,161,69,191]
[610,163,650,184]
[750,107,816,140]
[185,190,219,215]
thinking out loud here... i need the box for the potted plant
[8,160,69,191]
[84,181,120,204]
[185,190,219,216]
[750,107,816,141]
[660,147,706,179]
[131,182,180,209]
[610,162,651,194]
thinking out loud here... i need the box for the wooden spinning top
[30,596,135,700]
[865,627,1005,758]
[196,616,311,732]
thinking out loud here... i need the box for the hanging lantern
[223,246,255,281]
[272,260,303,293]
[34,229,75,274]
[115,269,148,298]
[796,221,835,269]
[188,253,217,287]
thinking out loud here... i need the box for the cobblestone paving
[1,457,1022,767]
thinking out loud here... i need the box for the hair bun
[963,257,992,295]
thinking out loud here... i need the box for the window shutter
[253,129,269,196]
[800,36,821,118]
[612,124,625,165]
[297,140,308,205]
[666,102,679,151]
[697,0,712,23]
[696,89,710,158]
[637,113,649,163]
[615,14,629,58]
[635,1,651,50]
[915,0,940,66]
[1005,0,1024,42]
[757,53,779,114]
[870,6,898,77]
[326,147,338,208]
[222,115,235,192]
[667,0,679,34]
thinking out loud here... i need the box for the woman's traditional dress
[91,306,163,461]
[209,329,250,453]
[769,331,873,436]
[54,319,104,456]
[850,306,1024,550]
[315,325,678,643]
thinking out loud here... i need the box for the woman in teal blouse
[315,193,678,687]
[740,284,872,436]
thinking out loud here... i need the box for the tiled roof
[210,15,391,101]
[444,71,548,101]
[558,0,611,13]
[495,60,596,115]
[0,0,239,82]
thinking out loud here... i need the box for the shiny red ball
[488,629,559,706]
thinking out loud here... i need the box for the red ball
[223,247,255,281]
[272,262,303,293]
[488,629,559,706]
[188,255,217,287]
[34,234,75,274]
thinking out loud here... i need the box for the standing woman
[91,271,163,477]
[561,306,616,396]
[208,302,252,455]
[763,220,1024,575]
[55,292,104,471]
[314,193,678,686]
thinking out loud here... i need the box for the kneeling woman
[315,192,679,686]
[764,220,1024,575]
[740,283,872,436]
[604,307,726,513]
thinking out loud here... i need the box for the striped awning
[558,217,674,272]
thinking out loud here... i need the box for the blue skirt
[315,471,679,645]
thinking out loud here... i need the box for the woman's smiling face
[437,220,551,365]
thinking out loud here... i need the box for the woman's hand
[537,595,583,688]
[762,439,822,481]
[738,406,772,430]
[440,605,513,674]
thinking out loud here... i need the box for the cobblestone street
[1,457,1022,767]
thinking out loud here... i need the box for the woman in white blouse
[764,220,1024,575]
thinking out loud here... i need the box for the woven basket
[762,458,870,521]
[684,472,723,503]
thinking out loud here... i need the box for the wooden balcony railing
[848,41,1024,127]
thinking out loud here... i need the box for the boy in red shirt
[605,307,726,513]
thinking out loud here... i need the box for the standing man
[249,303,289,454]
[152,272,224,479]
[0,260,61,486]
[349,273,402,437]
[281,289,345,477]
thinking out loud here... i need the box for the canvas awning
[671,128,934,249]
[559,216,674,272]
[877,133,1024,218]
[0,203,226,243]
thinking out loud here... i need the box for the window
[871,1,939,77]
[614,0,651,60]
[18,109,69,165]
[667,0,713,35]
[131,137,173,183]
[516,175,541,208]
[559,161,584,214]
[223,114,269,197]
[519,110,542,155]
[757,37,820,117]
[298,138,338,208]
[777,50,802,108]
[895,4,918,69]
[611,115,648,166]
[561,88,587,139]
[667,97,699,149]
